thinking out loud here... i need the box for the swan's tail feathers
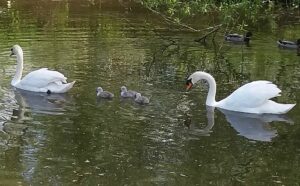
[61,81,76,93]
[280,103,296,114]
[261,101,296,114]
[50,81,75,93]
[272,103,296,114]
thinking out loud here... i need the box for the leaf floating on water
[179,173,187,177]
[162,139,174,143]
[98,173,105,176]
[85,159,90,163]
[145,166,153,170]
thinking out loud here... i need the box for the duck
[10,45,75,93]
[96,87,114,99]
[277,39,300,49]
[120,86,137,98]
[225,31,253,43]
[134,93,150,105]
[186,71,295,114]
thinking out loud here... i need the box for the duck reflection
[210,107,293,142]
[13,88,72,117]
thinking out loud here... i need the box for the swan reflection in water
[13,88,72,117]
[186,106,293,142]
[9,89,72,183]
[218,108,293,142]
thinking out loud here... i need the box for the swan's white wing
[20,68,67,88]
[221,81,281,108]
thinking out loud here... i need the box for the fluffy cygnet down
[120,86,137,98]
[96,87,114,99]
[134,93,150,105]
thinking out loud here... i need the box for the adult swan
[186,71,295,114]
[10,45,75,93]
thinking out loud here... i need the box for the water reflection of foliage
[143,37,251,89]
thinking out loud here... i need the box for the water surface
[0,0,300,185]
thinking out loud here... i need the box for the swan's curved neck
[12,52,23,86]
[194,72,217,106]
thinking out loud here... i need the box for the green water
[0,0,300,185]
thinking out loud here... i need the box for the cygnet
[120,86,137,98]
[96,87,114,99]
[134,93,150,105]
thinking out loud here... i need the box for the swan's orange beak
[186,79,193,91]
[186,83,193,90]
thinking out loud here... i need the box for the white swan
[10,45,75,93]
[186,71,295,114]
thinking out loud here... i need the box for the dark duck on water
[277,39,300,49]
[225,31,253,44]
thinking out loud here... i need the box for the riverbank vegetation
[137,0,300,32]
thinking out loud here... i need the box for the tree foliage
[138,0,299,31]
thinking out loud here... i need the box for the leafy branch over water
[137,0,300,32]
